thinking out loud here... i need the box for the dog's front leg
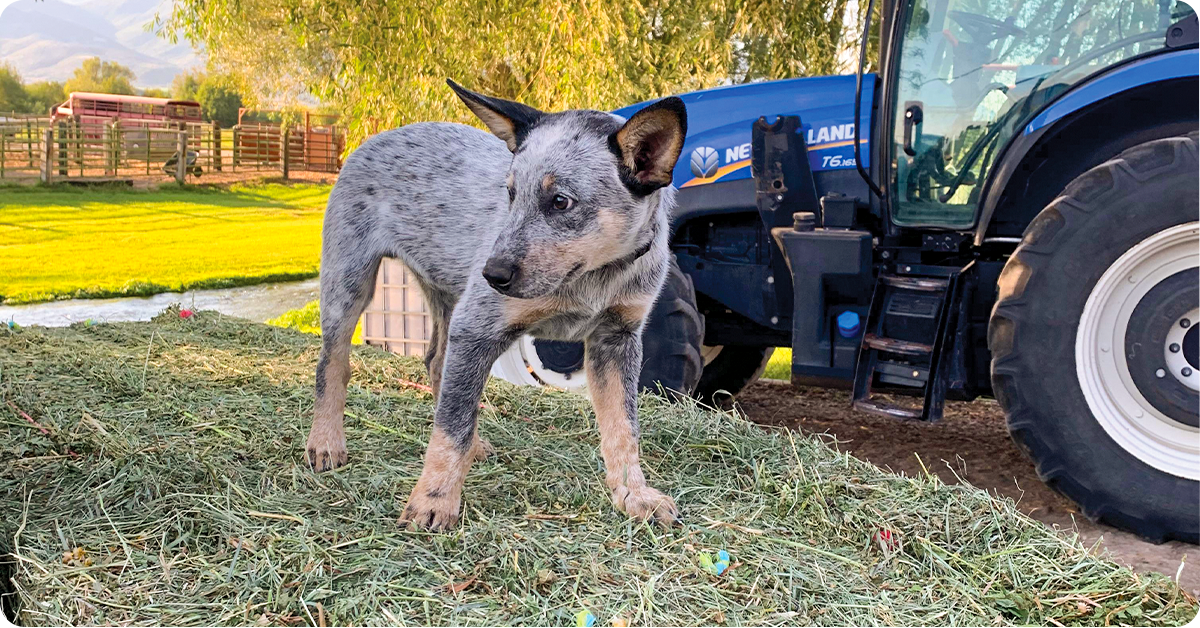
[586,308,679,526]
[400,323,509,531]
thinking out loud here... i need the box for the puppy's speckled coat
[307,80,688,530]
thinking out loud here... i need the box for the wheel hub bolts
[1170,343,1181,353]
[1156,368,1166,378]
[1185,367,1194,377]
[1182,318,1192,329]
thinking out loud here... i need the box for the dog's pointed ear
[447,79,544,152]
[609,96,687,195]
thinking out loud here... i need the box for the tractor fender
[973,47,1199,246]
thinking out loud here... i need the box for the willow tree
[164,0,863,146]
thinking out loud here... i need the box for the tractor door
[883,0,1190,230]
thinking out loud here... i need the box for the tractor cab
[875,0,1191,230]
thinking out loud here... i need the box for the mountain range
[0,0,199,88]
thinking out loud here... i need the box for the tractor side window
[890,0,1191,229]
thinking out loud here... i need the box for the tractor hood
[614,74,874,190]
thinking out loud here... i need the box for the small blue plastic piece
[836,311,861,339]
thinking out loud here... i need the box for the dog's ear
[447,79,544,152]
[609,96,688,196]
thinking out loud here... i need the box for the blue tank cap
[836,311,861,339]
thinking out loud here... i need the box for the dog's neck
[577,191,669,285]
[606,193,666,270]
[625,221,658,264]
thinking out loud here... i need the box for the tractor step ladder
[851,262,973,421]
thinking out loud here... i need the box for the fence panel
[119,126,189,179]
[0,116,52,180]
[233,123,283,171]
[361,258,432,357]
[0,116,345,183]
[184,121,224,174]
[304,127,344,173]
[48,120,122,180]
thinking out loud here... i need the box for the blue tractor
[493,0,1199,542]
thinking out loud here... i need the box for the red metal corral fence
[0,97,345,184]
[236,110,344,174]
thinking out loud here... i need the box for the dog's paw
[305,428,347,472]
[471,436,494,462]
[612,485,679,527]
[399,487,461,531]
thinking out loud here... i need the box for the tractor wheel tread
[989,133,1198,544]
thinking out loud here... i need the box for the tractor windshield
[889,0,1193,228]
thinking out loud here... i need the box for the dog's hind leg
[421,290,453,399]
[585,306,679,526]
[307,252,381,472]
[400,299,512,530]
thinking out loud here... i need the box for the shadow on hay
[1,551,17,622]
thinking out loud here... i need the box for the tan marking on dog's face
[400,427,475,531]
[541,208,631,275]
[592,209,631,263]
[487,205,640,298]
[541,173,556,191]
[503,203,645,298]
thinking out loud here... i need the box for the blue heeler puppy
[306,80,687,530]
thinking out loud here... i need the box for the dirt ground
[737,381,1198,597]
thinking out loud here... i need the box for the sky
[0,0,199,88]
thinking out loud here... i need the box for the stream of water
[0,278,320,327]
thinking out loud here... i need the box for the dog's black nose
[482,259,517,292]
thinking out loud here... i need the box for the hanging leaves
[163,0,870,147]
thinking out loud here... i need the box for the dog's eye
[550,194,573,211]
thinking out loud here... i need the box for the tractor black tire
[989,132,1199,543]
[639,258,704,397]
[694,346,774,403]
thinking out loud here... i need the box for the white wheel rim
[1076,222,1200,480]
[1165,307,1199,391]
[490,335,588,391]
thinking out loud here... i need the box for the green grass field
[266,299,363,343]
[0,183,331,305]
[763,347,790,380]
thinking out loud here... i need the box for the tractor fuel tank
[772,217,873,388]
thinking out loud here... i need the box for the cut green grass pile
[1,313,1195,626]
[0,183,330,305]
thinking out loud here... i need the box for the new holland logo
[689,146,719,178]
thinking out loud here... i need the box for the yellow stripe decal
[681,159,751,188]
[679,138,869,188]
